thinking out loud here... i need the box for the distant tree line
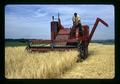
[5,39,28,43]
[5,38,114,44]
[91,39,114,44]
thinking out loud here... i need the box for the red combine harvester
[26,14,108,61]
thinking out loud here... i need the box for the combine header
[26,14,108,61]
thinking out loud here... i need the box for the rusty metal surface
[55,34,69,45]
[30,40,51,44]
[54,28,70,45]
[28,46,78,52]
[58,28,70,35]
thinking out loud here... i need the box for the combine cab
[26,14,108,61]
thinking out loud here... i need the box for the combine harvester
[26,14,108,61]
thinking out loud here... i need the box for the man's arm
[77,16,81,23]
[72,16,75,22]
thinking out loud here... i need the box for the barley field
[5,43,114,79]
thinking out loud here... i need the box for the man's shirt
[72,15,81,26]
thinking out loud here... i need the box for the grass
[5,42,27,47]
[5,43,114,79]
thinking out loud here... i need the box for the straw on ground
[5,43,114,79]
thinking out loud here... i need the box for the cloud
[5,5,114,40]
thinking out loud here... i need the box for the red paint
[51,17,108,47]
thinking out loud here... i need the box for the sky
[5,5,114,40]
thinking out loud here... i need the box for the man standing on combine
[72,12,83,36]
[72,12,85,61]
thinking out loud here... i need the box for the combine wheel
[25,41,32,52]
[77,41,88,62]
